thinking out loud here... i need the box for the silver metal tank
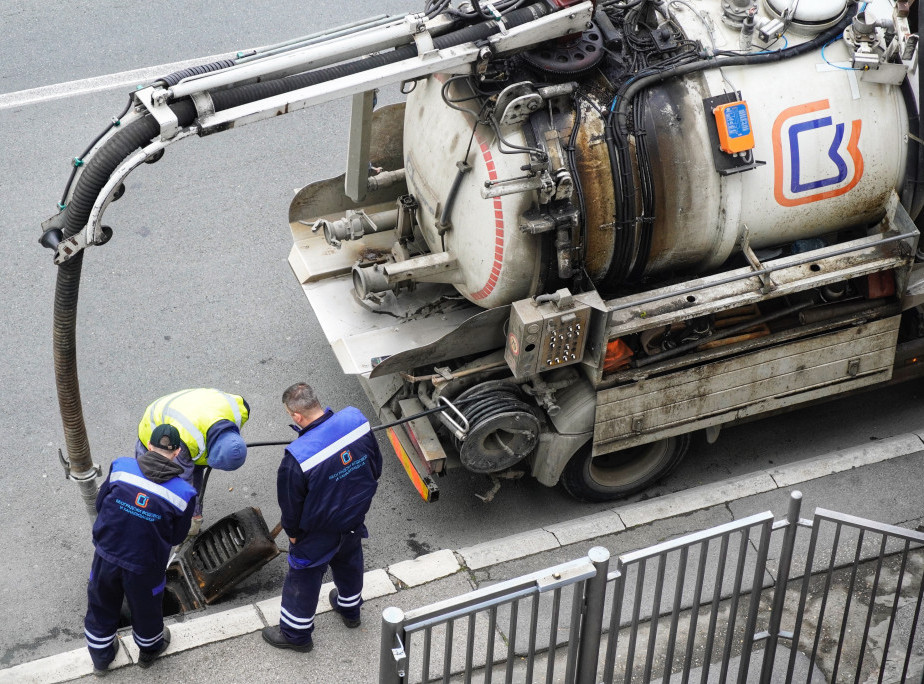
[401,0,910,306]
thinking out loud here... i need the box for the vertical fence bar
[738,519,773,683]
[761,491,802,684]
[663,546,689,684]
[855,536,889,683]
[625,558,647,683]
[831,530,865,683]
[681,540,710,684]
[464,613,476,683]
[642,552,668,682]
[546,587,562,684]
[603,565,625,684]
[876,539,912,684]
[565,582,585,684]
[485,606,497,684]
[785,513,822,683]
[576,547,610,684]
[718,530,750,683]
[443,619,454,684]
[525,593,540,684]
[505,600,519,684]
[806,522,843,680]
[701,534,730,684]
[422,627,432,684]
[379,606,406,684]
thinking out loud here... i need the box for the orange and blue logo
[772,99,863,207]
[340,450,353,466]
[135,492,149,508]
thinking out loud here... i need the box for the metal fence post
[379,606,407,684]
[760,490,803,683]
[576,546,611,684]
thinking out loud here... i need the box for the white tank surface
[403,75,544,309]
[386,0,915,307]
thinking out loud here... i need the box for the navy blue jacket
[278,407,382,565]
[92,457,196,574]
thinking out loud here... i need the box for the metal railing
[379,491,924,683]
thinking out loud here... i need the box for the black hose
[614,10,854,135]
[156,60,238,87]
[51,4,551,476]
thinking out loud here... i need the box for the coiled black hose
[52,4,551,478]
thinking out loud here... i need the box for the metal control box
[505,295,592,378]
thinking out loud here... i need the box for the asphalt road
[2,0,923,670]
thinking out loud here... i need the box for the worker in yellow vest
[137,388,250,534]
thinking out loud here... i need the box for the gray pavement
[2,433,922,684]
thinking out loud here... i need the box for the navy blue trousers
[279,531,365,645]
[84,553,169,668]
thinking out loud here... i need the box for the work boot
[137,626,170,669]
[92,638,121,677]
[329,588,361,628]
[261,625,313,652]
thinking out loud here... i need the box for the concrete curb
[3,432,921,683]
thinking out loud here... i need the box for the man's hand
[289,537,297,544]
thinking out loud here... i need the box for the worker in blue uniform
[85,424,196,675]
[262,382,382,652]
[136,388,250,534]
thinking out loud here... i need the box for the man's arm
[276,451,308,541]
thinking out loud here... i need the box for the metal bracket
[408,14,436,57]
[437,395,470,439]
[190,90,216,120]
[58,448,101,481]
[391,634,408,677]
[134,86,179,141]
[740,226,776,294]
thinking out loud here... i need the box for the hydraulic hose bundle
[49,2,552,516]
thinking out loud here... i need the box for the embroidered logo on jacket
[340,450,353,466]
[135,492,150,508]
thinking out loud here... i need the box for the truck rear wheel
[560,435,691,502]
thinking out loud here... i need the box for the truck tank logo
[772,99,863,207]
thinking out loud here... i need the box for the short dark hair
[282,382,321,415]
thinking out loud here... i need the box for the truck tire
[560,435,691,502]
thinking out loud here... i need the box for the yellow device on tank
[714,100,755,154]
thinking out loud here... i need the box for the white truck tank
[401,0,910,306]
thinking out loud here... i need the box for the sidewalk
[3,433,923,683]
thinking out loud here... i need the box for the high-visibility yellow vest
[138,388,249,465]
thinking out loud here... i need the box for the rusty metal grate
[192,518,247,573]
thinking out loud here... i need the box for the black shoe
[93,637,121,677]
[137,626,170,669]
[329,588,361,628]
[261,625,314,652]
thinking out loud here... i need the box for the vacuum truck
[43,0,924,509]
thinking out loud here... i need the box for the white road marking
[0,53,237,111]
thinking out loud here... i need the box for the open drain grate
[192,518,247,573]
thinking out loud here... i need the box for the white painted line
[458,529,559,571]
[546,510,625,547]
[0,53,237,110]
[389,549,460,587]
[617,472,778,529]
[769,434,924,487]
